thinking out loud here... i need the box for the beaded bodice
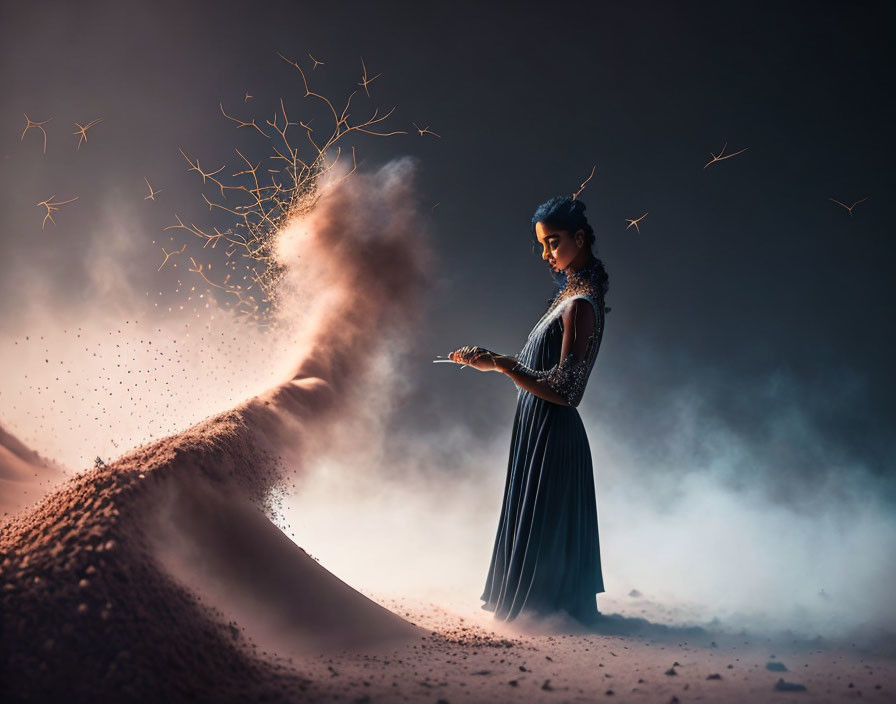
[511,259,606,407]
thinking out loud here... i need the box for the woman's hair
[531,195,609,296]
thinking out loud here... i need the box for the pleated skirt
[480,389,604,624]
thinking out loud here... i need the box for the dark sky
[2,1,894,500]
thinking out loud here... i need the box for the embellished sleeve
[511,296,602,407]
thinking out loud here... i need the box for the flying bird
[21,113,53,154]
[625,212,648,234]
[704,142,748,168]
[828,196,869,217]
[73,118,103,150]
[358,57,382,97]
[36,195,78,229]
[144,177,162,200]
[411,122,440,138]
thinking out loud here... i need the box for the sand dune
[145,442,424,657]
[0,405,425,701]
[0,160,434,700]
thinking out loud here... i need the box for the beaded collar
[527,258,607,343]
[552,257,605,308]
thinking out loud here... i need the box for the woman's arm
[447,345,571,404]
[494,298,597,407]
[493,353,572,405]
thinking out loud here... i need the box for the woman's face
[535,221,582,272]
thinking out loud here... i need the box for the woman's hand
[448,345,500,372]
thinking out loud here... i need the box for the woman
[448,195,609,626]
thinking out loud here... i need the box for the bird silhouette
[144,177,162,201]
[704,141,748,168]
[625,212,648,234]
[36,195,78,228]
[21,113,53,154]
[828,196,869,217]
[73,118,103,150]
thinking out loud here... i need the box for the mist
[278,341,896,647]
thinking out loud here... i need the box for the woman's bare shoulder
[560,296,598,327]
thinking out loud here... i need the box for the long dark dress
[480,260,606,625]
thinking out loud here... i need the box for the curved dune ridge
[0,158,433,701]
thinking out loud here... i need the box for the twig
[572,164,596,200]
[157,243,186,271]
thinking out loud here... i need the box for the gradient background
[1,0,894,641]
